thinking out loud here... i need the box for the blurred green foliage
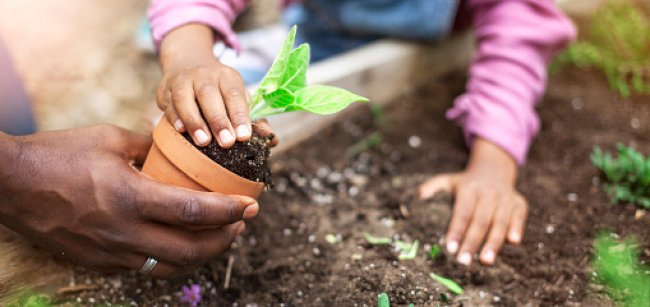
[5,292,52,307]
[593,233,650,306]
[592,144,650,209]
[556,0,650,97]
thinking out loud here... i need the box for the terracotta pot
[142,118,265,198]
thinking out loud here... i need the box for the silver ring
[138,257,158,275]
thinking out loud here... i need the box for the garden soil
[60,67,650,306]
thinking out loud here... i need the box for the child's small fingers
[220,69,251,142]
[253,120,279,147]
[418,174,456,200]
[507,195,529,244]
[194,82,235,148]
[479,196,514,265]
[172,82,211,146]
[164,103,185,133]
[445,185,477,256]
[457,193,498,266]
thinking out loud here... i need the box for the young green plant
[248,26,368,120]
[592,233,650,306]
[591,144,650,208]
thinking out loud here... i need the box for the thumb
[418,173,461,200]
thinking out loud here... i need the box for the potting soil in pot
[183,132,273,185]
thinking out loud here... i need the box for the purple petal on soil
[180,284,202,306]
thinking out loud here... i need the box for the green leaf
[263,88,296,109]
[593,233,650,307]
[398,240,419,261]
[430,273,464,295]
[291,85,368,114]
[429,244,441,260]
[378,293,390,307]
[281,43,310,93]
[258,25,297,95]
[364,233,392,245]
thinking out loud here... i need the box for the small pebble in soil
[313,247,321,256]
[493,296,501,303]
[545,224,556,234]
[567,193,578,202]
[308,234,316,243]
[570,97,584,110]
[283,228,292,236]
[630,117,641,129]
[351,254,363,261]
[348,186,359,197]
[408,135,422,148]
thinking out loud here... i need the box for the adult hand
[418,138,528,266]
[0,125,259,278]
[157,24,251,148]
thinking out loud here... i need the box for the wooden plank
[258,32,474,153]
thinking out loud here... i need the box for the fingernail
[236,222,246,236]
[194,129,209,145]
[243,203,259,219]
[174,119,184,132]
[457,252,472,266]
[219,129,235,145]
[509,232,521,243]
[236,124,251,138]
[482,250,495,264]
[446,240,459,254]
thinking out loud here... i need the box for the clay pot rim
[152,118,265,193]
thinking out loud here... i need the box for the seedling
[429,244,441,260]
[397,240,419,261]
[345,132,383,158]
[592,233,650,306]
[249,26,368,120]
[377,292,390,307]
[555,0,650,97]
[591,144,650,208]
[363,233,392,245]
[430,273,464,295]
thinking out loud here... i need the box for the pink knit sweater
[148,0,576,165]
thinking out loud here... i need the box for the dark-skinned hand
[0,125,260,278]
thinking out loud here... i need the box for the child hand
[157,24,251,148]
[418,138,528,266]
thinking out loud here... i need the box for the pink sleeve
[148,0,251,51]
[446,0,576,165]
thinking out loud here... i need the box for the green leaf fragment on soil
[364,233,392,245]
[378,292,390,307]
[430,273,464,295]
[429,244,441,260]
[398,240,419,261]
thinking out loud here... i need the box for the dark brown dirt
[184,132,273,185]
[60,67,650,306]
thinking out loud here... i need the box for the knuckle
[229,109,249,121]
[180,198,203,225]
[206,114,230,127]
[196,84,217,98]
[171,90,191,103]
[474,217,490,230]
[179,245,202,266]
